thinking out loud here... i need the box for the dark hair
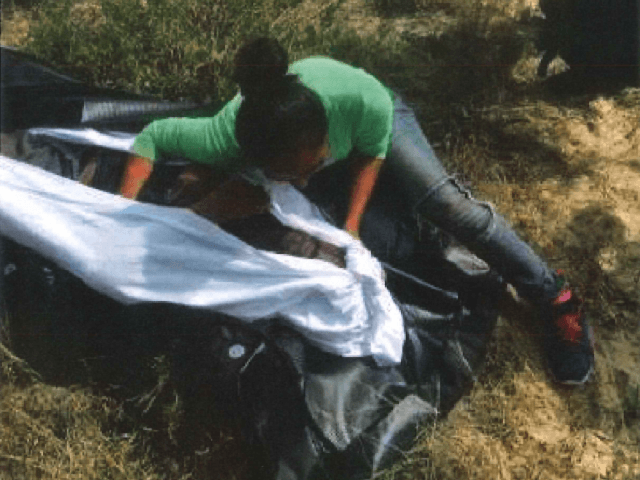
[233,38,328,163]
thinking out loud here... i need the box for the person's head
[234,38,329,187]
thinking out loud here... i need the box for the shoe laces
[551,271,584,344]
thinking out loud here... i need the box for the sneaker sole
[553,362,594,386]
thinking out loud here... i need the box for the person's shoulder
[219,92,243,114]
[290,56,357,73]
[291,57,386,92]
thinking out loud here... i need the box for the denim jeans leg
[388,95,558,302]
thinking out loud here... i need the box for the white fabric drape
[0,155,404,365]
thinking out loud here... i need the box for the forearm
[119,155,154,199]
[345,156,384,235]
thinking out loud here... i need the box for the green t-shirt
[132,57,395,172]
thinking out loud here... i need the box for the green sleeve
[353,85,394,159]
[132,95,243,169]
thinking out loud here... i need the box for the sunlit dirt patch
[454,88,640,480]
[425,370,640,480]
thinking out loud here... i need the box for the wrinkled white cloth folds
[0,155,404,365]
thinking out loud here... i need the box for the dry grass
[0,342,250,480]
[1,344,146,480]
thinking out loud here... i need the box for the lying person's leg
[388,94,594,385]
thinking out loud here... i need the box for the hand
[345,227,361,240]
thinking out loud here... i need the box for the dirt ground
[348,3,640,478]
[1,1,639,479]
[422,92,640,479]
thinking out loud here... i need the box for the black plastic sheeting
[1,46,222,132]
[0,46,504,480]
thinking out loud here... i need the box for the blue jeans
[387,95,558,302]
[304,96,558,304]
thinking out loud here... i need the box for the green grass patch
[24,0,306,101]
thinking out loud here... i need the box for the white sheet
[0,155,404,365]
[26,128,137,152]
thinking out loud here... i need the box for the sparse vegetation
[2,0,639,479]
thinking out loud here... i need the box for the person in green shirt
[122,37,593,386]
[128,42,392,231]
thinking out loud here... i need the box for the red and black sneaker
[543,271,595,385]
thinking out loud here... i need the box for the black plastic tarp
[1,46,224,132]
[0,46,503,480]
